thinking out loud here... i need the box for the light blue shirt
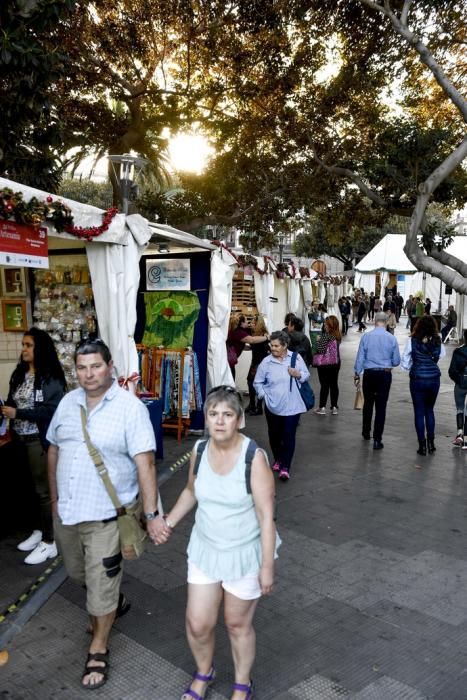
[47,381,156,525]
[354,326,401,375]
[254,350,310,415]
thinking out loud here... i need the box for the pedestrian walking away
[152,385,279,700]
[313,315,341,416]
[448,329,467,448]
[46,338,158,690]
[254,330,310,480]
[245,316,270,416]
[354,312,401,450]
[401,316,445,455]
[1,328,66,564]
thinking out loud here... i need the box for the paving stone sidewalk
[2,319,467,699]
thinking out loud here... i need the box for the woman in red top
[227,315,269,379]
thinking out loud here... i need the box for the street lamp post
[277,232,285,264]
[108,154,148,215]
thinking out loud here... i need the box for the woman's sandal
[232,680,254,699]
[81,650,109,690]
[181,667,216,700]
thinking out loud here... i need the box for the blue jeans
[409,377,440,441]
[264,407,300,472]
[454,385,467,414]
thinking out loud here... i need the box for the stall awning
[355,234,417,274]
[148,224,215,252]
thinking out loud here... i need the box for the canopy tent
[354,233,417,293]
[0,178,217,386]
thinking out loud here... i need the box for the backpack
[193,438,257,494]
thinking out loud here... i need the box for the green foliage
[58,177,113,209]
[0,0,79,190]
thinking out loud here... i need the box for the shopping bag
[354,387,364,410]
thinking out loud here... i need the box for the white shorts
[187,561,261,600]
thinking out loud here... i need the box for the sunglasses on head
[207,385,243,400]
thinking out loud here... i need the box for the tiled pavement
[2,319,467,699]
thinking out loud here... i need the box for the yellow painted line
[0,556,62,625]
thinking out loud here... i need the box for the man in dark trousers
[354,312,401,450]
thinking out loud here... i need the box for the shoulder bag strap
[193,439,208,476]
[80,405,125,515]
[290,351,297,391]
[244,439,257,495]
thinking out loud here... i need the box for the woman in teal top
[153,385,278,700]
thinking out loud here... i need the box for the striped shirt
[47,381,155,525]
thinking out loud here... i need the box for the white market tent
[355,232,467,329]
[0,177,218,387]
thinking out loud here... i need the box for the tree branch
[309,138,388,208]
[400,0,413,27]
[359,0,467,121]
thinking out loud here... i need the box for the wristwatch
[144,510,159,521]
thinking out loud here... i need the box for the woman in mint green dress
[153,386,279,700]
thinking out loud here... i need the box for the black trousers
[317,363,340,409]
[264,407,300,472]
[362,369,392,441]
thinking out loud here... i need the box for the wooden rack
[137,345,191,442]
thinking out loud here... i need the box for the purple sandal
[181,667,216,700]
[232,680,254,698]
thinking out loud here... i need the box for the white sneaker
[314,407,326,415]
[331,407,339,415]
[17,530,42,552]
[24,541,57,565]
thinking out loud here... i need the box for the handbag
[290,352,315,410]
[354,387,364,410]
[227,344,238,366]
[312,338,338,367]
[80,406,147,560]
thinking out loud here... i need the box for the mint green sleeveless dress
[187,437,280,580]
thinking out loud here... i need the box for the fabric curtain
[207,247,236,388]
[254,270,275,332]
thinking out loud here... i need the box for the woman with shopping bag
[313,316,341,416]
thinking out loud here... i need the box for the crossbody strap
[80,405,125,516]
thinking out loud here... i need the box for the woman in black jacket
[448,330,467,448]
[1,328,66,564]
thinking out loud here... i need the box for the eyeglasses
[207,385,243,400]
[75,337,109,353]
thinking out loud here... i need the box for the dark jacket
[448,345,467,388]
[287,331,313,367]
[410,339,441,380]
[7,376,66,449]
[251,339,270,367]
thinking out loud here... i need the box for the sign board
[146,258,190,291]
[0,220,49,268]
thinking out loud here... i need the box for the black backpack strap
[193,439,208,476]
[244,439,258,494]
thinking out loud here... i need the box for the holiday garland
[0,187,118,241]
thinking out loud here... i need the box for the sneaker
[17,530,42,552]
[24,541,58,565]
[453,435,464,447]
[331,407,338,415]
[462,440,467,451]
[279,469,290,481]
[314,407,326,415]
[271,461,281,472]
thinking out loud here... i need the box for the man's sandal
[82,650,109,690]
[232,680,254,698]
[181,667,216,699]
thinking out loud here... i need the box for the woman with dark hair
[1,328,66,563]
[401,316,445,456]
[449,330,467,448]
[254,331,310,481]
[227,315,268,380]
[314,315,342,416]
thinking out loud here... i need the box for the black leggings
[317,363,340,409]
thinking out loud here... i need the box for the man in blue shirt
[354,312,401,450]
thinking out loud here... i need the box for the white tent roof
[355,234,417,274]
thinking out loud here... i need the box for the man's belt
[364,368,392,372]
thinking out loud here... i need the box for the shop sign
[0,220,49,268]
[146,258,190,291]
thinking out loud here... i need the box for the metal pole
[437,277,442,314]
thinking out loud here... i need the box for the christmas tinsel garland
[0,187,118,241]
